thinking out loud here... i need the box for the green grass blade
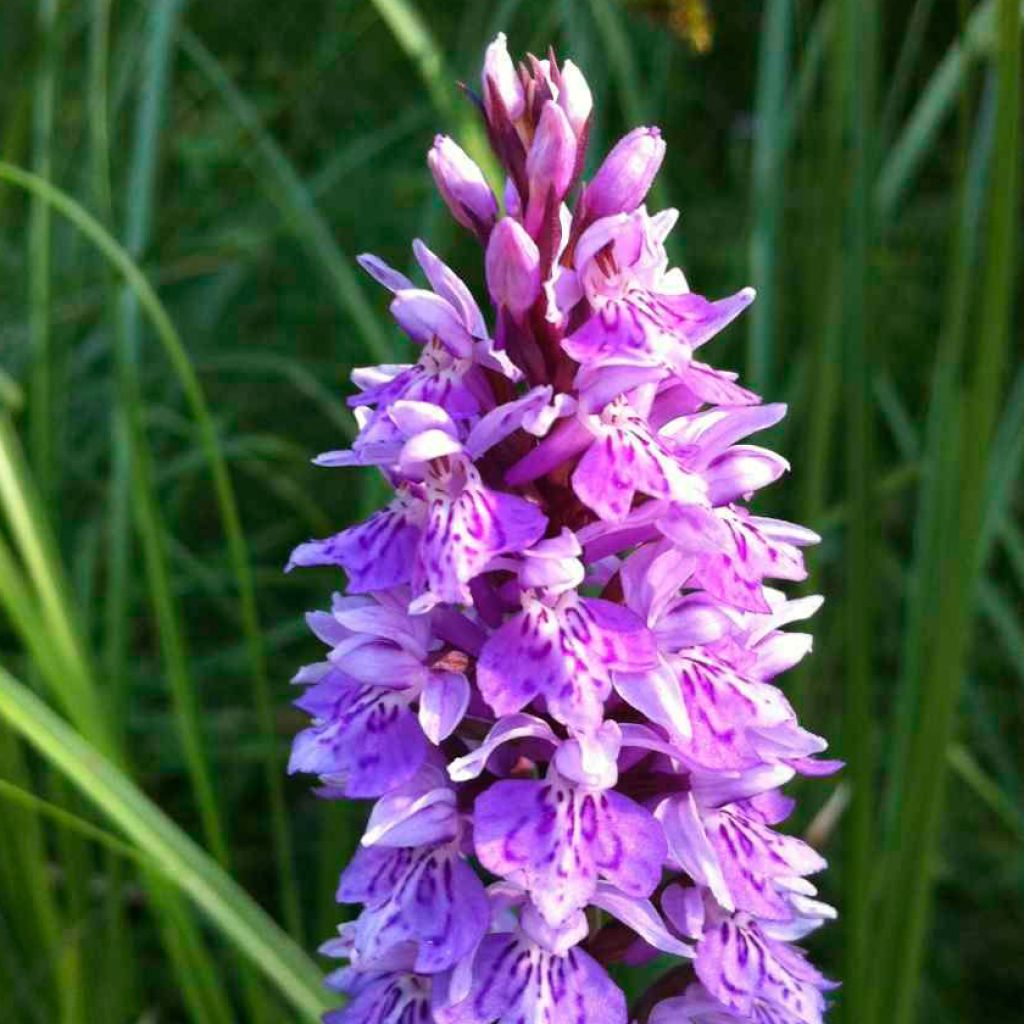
[0,418,108,745]
[28,0,58,500]
[978,580,1024,683]
[179,30,388,364]
[883,2,1020,1018]
[837,2,878,1017]
[748,0,793,394]
[0,777,139,862]
[366,0,498,183]
[877,0,938,153]
[128,414,232,866]
[109,0,184,740]
[874,0,1020,219]
[0,161,304,946]
[0,728,65,1021]
[947,744,1024,842]
[0,666,331,1022]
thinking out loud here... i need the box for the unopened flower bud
[485,217,541,316]
[482,32,525,122]
[428,135,498,236]
[583,126,665,219]
[525,101,577,234]
[557,60,593,137]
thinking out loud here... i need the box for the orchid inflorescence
[287,33,839,1024]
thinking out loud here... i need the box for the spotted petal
[695,912,835,1024]
[324,970,433,1024]
[476,594,657,732]
[412,467,547,611]
[288,671,426,798]
[338,841,490,973]
[433,932,627,1024]
[573,401,706,522]
[474,775,666,926]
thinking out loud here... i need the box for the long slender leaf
[180,30,388,364]
[747,0,792,395]
[0,667,331,1021]
[0,161,304,947]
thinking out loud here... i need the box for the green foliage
[0,1,1019,1020]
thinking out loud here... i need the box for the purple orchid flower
[288,34,837,1024]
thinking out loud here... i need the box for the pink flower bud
[485,217,541,316]
[428,135,498,236]
[525,101,577,234]
[527,102,577,199]
[482,32,525,122]
[583,126,665,219]
[557,60,593,137]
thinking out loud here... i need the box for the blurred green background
[0,0,1020,1021]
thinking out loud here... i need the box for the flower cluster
[288,33,838,1024]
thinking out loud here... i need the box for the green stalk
[837,1,877,1018]
[28,0,58,500]
[88,3,136,1014]
[881,2,1020,1018]
[747,0,793,395]
[790,0,843,720]
[874,0,1016,220]
[111,0,183,737]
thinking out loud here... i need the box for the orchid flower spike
[289,32,838,1024]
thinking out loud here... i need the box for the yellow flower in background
[624,0,715,53]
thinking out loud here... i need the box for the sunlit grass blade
[0,666,332,1021]
[0,161,304,948]
[0,418,107,743]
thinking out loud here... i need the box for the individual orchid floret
[337,831,489,973]
[476,586,657,732]
[429,134,499,239]
[474,755,666,926]
[289,31,837,1024]
[322,967,434,1024]
[481,31,525,124]
[555,59,593,137]
[670,892,837,1024]
[432,907,627,1024]
[524,101,577,235]
[579,125,666,223]
[557,207,757,407]
[485,216,541,318]
[506,394,708,522]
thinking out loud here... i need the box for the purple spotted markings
[289,32,838,1024]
